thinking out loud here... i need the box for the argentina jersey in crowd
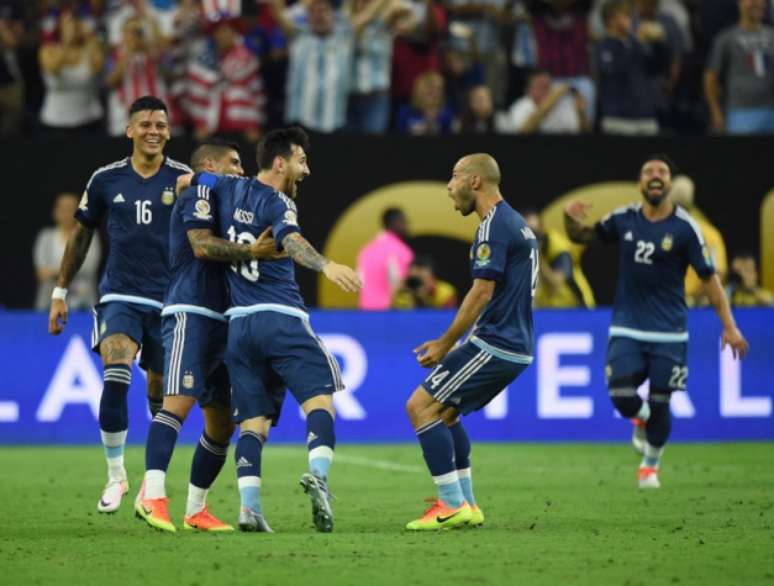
[75,156,193,307]
[469,201,538,363]
[162,184,228,321]
[595,203,715,341]
[191,172,306,316]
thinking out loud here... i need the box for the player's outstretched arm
[564,200,597,244]
[281,232,362,293]
[48,222,95,335]
[702,274,749,359]
[188,227,284,262]
[414,278,495,368]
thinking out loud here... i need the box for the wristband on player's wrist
[52,287,68,300]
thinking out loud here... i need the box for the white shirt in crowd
[498,94,581,134]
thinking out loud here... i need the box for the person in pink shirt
[357,208,414,310]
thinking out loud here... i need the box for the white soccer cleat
[638,466,660,489]
[97,478,129,513]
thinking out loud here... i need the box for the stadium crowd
[3,0,774,138]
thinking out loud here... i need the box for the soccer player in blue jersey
[182,127,361,532]
[48,96,192,513]
[135,140,283,533]
[405,154,538,530]
[564,154,749,488]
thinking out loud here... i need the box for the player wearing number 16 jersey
[405,154,537,530]
[564,154,749,489]
[184,127,361,532]
[48,96,191,514]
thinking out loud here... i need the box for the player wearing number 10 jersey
[564,154,749,489]
[405,154,538,530]
[48,96,191,514]
[186,127,361,532]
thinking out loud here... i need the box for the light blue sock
[435,472,465,509]
[238,477,262,513]
[457,468,476,506]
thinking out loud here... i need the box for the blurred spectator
[523,209,595,308]
[498,67,588,133]
[726,252,774,306]
[589,0,692,49]
[0,0,24,136]
[632,0,684,129]
[270,0,354,133]
[442,22,485,114]
[105,15,169,135]
[396,70,454,134]
[347,0,414,134]
[391,0,447,110]
[38,11,104,135]
[357,207,414,310]
[106,0,174,48]
[593,0,669,135]
[34,192,101,311]
[704,0,774,134]
[455,84,495,133]
[670,175,728,306]
[166,0,206,131]
[187,15,265,142]
[446,0,508,105]
[529,0,595,121]
[392,255,458,309]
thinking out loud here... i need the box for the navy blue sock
[416,420,465,508]
[99,365,131,432]
[236,431,265,513]
[306,409,335,480]
[190,432,229,490]
[145,409,183,472]
[448,421,476,506]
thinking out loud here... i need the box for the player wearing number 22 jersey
[564,154,748,489]
[405,153,537,531]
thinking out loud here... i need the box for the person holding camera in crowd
[392,256,457,309]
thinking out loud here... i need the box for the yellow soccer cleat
[468,504,485,527]
[183,507,234,532]
[405,499,472,531]
[135,484,176,533]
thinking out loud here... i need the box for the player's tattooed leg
[99,334,138,366]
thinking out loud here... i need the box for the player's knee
[161,395,195,421]
[100,334,137,366]
[203,404,235,443]
[441,408,460,426]
[240,417,270,440]
[608,386,642,418]
[301,394,335,419]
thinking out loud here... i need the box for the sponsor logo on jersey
[234,208,254,224]
[161,188,175,206]
[113,193,125,203]
[182,372,195,389]
[284,210,298,226]
[520,227,537,240]
[193,199,212,220]
[475,243,491,267]
[624,231,633,241]
[661,234,673,251]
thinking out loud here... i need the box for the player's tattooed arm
[57,222,95,287]
[188,228,281,262]
[282,232,362,292]
[563,200,597,244]
[282,232,329,271]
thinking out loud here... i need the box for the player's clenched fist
[323,262,362,293]
[49,298,68,335]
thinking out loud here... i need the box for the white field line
[269,446,424,474]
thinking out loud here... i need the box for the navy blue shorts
[162,312,230,408]
[606,336,688,392]
[226,311,343,424]
[421,341,529,415]
[91,301,164,373]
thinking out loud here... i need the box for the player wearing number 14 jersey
[564,154,749,489]
[405,154,537,530]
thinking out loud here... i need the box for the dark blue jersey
[162,185,228,321]
[595,203,715,341]
[192,172,305,318]
[468,201,537,362]
[75,157,192,308]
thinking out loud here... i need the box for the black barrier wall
[2,134,772,309]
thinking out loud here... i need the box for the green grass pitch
[1,443,773,586]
